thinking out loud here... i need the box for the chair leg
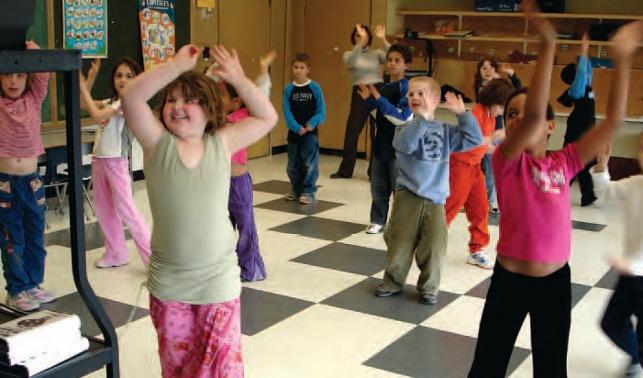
[82,182,96,217]
[54,185,64,215]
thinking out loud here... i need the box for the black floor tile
[41,292,148,337]
[270,216,366,241]
[364,326,530,377]
[292,242,386,276]
[255,198,342,216]
[595,268,619,289]
[466,278,591,308]
[45,221,131,251]
[571,220,606,232]
[241,287,314,336]
[253,180,321,195]
[322,277,460,325]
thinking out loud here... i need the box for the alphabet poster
[63,0,108,58]
[138,0,176,70]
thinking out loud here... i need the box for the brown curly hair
[158,71,225,135]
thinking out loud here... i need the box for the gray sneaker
[285,192,297,201]
[299,194,315,204]
[6,292,40,312]
[419,292,438,305]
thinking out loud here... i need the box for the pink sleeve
[561,143,584,179]
[28,72,50,102]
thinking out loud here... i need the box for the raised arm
[344,24,368,67]
[79,73,118,124]
[368,83,412,126]
[443,92,484,152]
[255,49,276,98]
[25,41,49,102]
[575,21,642,164]
[121,44,200,156]
[500,0,557,160]
[567,33,591,99]
[213,46,278,155]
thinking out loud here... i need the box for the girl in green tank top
[120,44,278,377]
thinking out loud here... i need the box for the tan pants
[380,189,448,294]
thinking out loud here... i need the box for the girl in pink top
[469,2,642,376]
[213,50,275,282]
[79,58,152,269]
[0,41,55,312]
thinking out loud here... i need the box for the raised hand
[87,59,101,80]
[610,20,643,59]
[443,92,465,115]
[357,84,371,100]
[521,0,557,41]
[260,49,277,69]
[355,24,368,47]
[581,32,590,56]
[174,44,201,72]
[499,63,515,77]
[25,40,40,50]
[374,25,386,41]
[210,45,246,87]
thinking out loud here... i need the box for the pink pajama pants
[92,157,151,265]
[149,295,244,378]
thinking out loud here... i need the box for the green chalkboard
[53,0,191,118]
[26,0,51,122]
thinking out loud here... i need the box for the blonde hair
[158,71,224,135]
[409,76,441,97]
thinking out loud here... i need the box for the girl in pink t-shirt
[469,2,642,376]
[0,41,55,312]
[213,50,275,282]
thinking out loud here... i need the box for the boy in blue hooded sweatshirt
[375,76,483,305]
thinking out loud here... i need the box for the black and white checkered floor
[12,154,630,377]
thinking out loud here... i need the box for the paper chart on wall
[138,0,176,70]
[63,0,108,58]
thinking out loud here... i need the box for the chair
[43,146,95,220]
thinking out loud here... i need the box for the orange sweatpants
[445,159,490,254]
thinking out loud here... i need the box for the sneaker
[330,172,350,179]
[374,286,401,297]
[299,194,315,204]
[419,292,438,305]
[467,251,494,269]
[285,192,297,201]
[96,256,129,269]
[6,292,40,312]
[625,362,643,377]
[366,224,384,234]
[26,286,55,304]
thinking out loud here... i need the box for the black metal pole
[63,69,119,378]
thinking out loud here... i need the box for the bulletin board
[62,0,108,58]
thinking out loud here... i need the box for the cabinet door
[219,0,272,158]
[303,0,372,151]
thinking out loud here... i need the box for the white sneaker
[467,251,494,269]
[6,292,40,311]
[366,224,384,234]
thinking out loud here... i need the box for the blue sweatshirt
[282,80,326,142]
[365,78,413,161]
[393,112,483,204]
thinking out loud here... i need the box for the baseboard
[132,170,146,182]
[271,145,288,155]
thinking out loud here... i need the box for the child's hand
[174,44,201,72]
[499,63,515,77]
[355,24,368,47]
[609,255,633,276]
[260,49,277,72]
[357,84,371,100]
[581,32,590,56]
[521,0,557,42]
[374,25,387,41]
[25,40,40,50]
[87,59,101,81]
[596,142,611,171]
[368,85,381,100]
[304,124,313,133]
[444,92,465,115]
[298,126,307,136]
[610,21,643,59]
[210,45,246,87]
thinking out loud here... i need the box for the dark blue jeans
[287,135,319,198]
[601,275,643,365]
[0,172,47,296]
[370,156,396,226]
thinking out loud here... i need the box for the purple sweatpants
[228,172,266,281]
